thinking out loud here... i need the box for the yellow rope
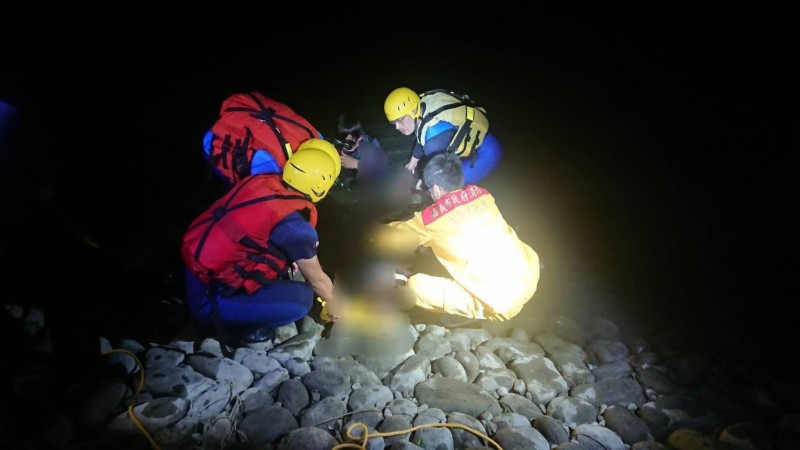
[102,349,160,450]
[332,421,503,450]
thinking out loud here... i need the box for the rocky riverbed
[3,299,799,450]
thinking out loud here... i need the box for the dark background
[1,11,795,370]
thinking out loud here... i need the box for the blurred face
[391,115,417,136]
[343,134,362,153]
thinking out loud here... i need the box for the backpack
[206,92,320,185]
[417,89,490,159]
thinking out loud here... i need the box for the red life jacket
[207,92,320,185]
[181,174,318,293]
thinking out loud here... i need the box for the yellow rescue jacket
[381,186,540,316]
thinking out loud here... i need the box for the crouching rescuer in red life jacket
[181,139,343,344]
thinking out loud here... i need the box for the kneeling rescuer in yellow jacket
[371,153,540,321]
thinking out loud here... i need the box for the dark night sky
[2,11,796,357]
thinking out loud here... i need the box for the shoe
[394,271,408,285]
[237,327,275,344]
[440,314,483,329]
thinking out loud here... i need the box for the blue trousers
[184,269,313,337]
[462,132,502,185]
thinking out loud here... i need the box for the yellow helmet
[295,138,341,178]
[384,87,421,122]
[282,147,338,202]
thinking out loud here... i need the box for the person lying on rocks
[367,152,540,326]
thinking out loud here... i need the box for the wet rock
[718,422,772,450]
[586,339,630,365]
[277,378,309,416]
[533,415,570,446]
[380,415,413,445]
[570,377,646,407]
[572,422,625,450]
[238,404,298,447]
[302,368,351,400]
[665,428,717,450]
[349,385,394,410]
[547,395,599,428]
[448,412,488,449]
[602,404,651,444]
[299,396,347,430]
[493,425,550,450]
[277,426,338,450]
[414,377,502,417]
[432,354,468,382]
[492,412,532,431]
[508,354,569,405]
[499,393,544,420]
